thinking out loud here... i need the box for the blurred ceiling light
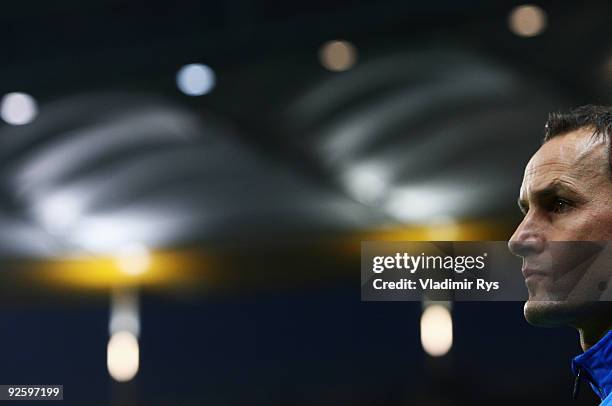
[420,304,453,357]
[319,40,357,72]
[33,192,82,234]
[110,289,140,337]
[107,331,139,382]
[508,5,547,37]
[425,216,461,241]
[342,163,389,205]
[37,251,190,289]
[69,217,127,253]
[176,63,216,96]
[1,92,38,125]
[110,305,141,337]
[68,212,180,253]
[116,244,151,276]
[384,186,456,223]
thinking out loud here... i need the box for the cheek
[572,210,612,240]
[582,190,612,239]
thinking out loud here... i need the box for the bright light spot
[33,193,82,234]
[176,63,216,96]
[70,218,121,252]
[116,244,150,276]
[425,216,461,240]
[342,163,389,205]
[1,92,38,125]
[420,304,453,357]
[508,5,547,37]
[384,187,454,222]
[68,212,176,253]
[319,40,357,72]
[107,331,139,382]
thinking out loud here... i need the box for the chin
[524,300,582,327]
[524,300,609,328]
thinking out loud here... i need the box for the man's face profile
[509,127,612,327]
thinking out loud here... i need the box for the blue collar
[572,330,612,400]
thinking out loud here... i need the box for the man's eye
[551,198,572,214]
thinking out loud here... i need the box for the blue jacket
[572,330,612,405]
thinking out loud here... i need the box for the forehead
[522,128,608,194]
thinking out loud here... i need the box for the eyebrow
[517,181,583,214]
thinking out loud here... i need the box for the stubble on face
[514,128,612,327]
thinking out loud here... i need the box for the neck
[571,304,612,351]
[577,323,612,351]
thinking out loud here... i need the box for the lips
[521,267,549,279]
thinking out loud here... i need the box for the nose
[508,216,546,258]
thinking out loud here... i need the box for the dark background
[0,0,609,404]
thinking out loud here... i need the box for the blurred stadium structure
[0,0,610,404]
